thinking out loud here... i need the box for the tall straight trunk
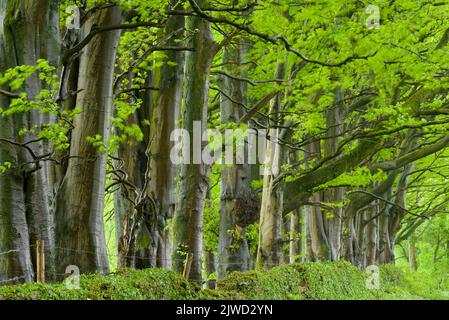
[115,105,151,269]
[388,163,414,263]
[217,43,255,279]
[377,163,413,265]
[305,205,313,261]
[0,0,60,282]
[289,207,303,263]
[172,3,217,284]
[204,250,216,289]
[256,61,287,269]
[365,204,378,267]
[0,68,33,282]
[323,98,343,260]
[377,187,394,264]
[288,149,303,263]
[341,213,355,264]
[308,193,330,261]
[408,233,417,272]
[55,28,80,183]
[55,6,122,275]
[324,188,343,261]
[148,2,185,269]
[354,210,366,268]
[0,0,31,284]
[132,81,154,269]
[306,141,330,261]
[114,62,154,269]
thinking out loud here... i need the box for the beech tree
[0,0,448,287]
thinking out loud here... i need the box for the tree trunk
[377,188,394,264]
[343,216,355,264]
[256,61,287,269]
[0,0,60,283]
[217,42,257,279]
[408,233,418,272]
[0,94,33,282]
[354,210,366,268]
[114,107,151,269]
[365,204,378,267]
[55,6,122,275]
[308,193,330,261]
[172,2,216,284]
[204,250,216,289]
[148,2,185,269]
[289,207,303,263]
[322,98,344,261]
[388,163,414,264]
[306,141,330,262]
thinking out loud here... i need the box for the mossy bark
[172,0,217,284]
[55,6,122,275]
[0,0,60,283]
[217,42,255,279]
[256,61,287,269]
[147,0,185,269]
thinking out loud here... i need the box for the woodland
[1,0,449,299]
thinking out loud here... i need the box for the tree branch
[178,0,377,67]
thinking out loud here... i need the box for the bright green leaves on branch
[0,59,75,150]
[317,167,387,190]
[0,59,58,116]
[109,96,144,152]
[86,135,108,153]
[0,162,12,174]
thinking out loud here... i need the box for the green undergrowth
[215,261,401,300]
[385,270,449,300]
[0,261,447,300]
[0,268,203,300]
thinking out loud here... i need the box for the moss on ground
[218,261,380,300]
[0,261,447,300]
[0,268,203,300]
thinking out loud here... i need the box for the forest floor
[0,261,448,300]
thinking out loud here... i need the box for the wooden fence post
[182,253,193,279]
[36,240,45,283]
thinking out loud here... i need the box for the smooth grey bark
[0,0,31,284]
[354,210,366,268]
[256,61,288,269]
[323,98,344,261]
[377,189,394,264]
[172,2,217,284]
[342,130,419,266]
[408,233,418,272]
[217,43,256,279]
[388,163,414,257]
[204,250,216,289]
[0,0,60,282]
[341,213,355,264]
[148,2,185,269]
[375,162,414,265]
[55,6,122,275]
[308,193,330,261]
[289,208,303,263]
[0,43,34,282]
[304,141,330,262]
[365,203,379,267]
[305,205,313,261]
